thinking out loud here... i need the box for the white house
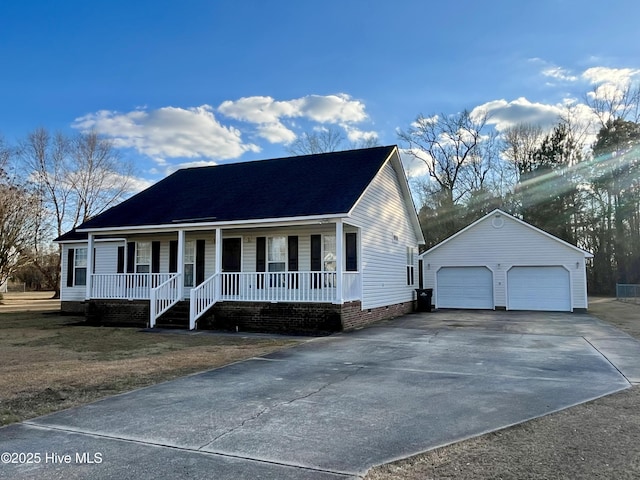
[420,209,593,312]
[55,146,425,333]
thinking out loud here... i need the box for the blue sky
[2,0,640,187]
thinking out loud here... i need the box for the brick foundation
[340,300,415,331]
[81,299,415,334]
[200,300,415,334]
[61,301,88,315]
[86,300,150,327]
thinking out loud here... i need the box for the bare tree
[286,127,379,156]
[399,109,490,207]
[286,128,347,155]
[0,138,38,288]
[20,128,134,296]
[501,123,545,178]
[585,81,640,128]
[68,130,134,224]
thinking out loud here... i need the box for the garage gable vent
[492,214,504,229]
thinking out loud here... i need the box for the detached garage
[420,210,593,312]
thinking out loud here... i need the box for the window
[74,248,88,286]
[323,235,336,288]
[184,240,196,287]
[323,235,336,272]
[267,237,286,272]
[406,247,415,286]
[136,242,151,273]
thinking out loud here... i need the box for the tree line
[0,129,132,296]
[400,84,640,295]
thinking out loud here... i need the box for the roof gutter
[76,213,351,236]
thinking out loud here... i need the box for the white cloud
[399,148,431,178]
[582,67,640,110]
[582,67,640,86]
[73,105,260,163]
[218,96,300,124]
[542,66,578,82]
[218,93,369,145]
[342,124,378,143]
[471,97,563,131]
[299,94,367,123]
[256,123,297,144]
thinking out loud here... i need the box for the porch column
[215,228,222,297]
[177,229,185,299]
[85,233,94,300]
[335,220,344,304]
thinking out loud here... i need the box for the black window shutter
[117,246,125,273]
[256,237,266,272]
[66,249,75,287]
[287,236,299,289]
[310,235,322,271]
[345,232,357,271]
[169,241,178,273]
[196,239,206,285]
[151,241,161,273]
[126,242,135,273]
[288,236,298,271]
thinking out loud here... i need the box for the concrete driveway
[1,310,638,479]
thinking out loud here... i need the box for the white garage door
[508,266,571,312]
[437,267,493,309]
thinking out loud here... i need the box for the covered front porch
[82,219,362,330]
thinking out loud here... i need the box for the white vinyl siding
[350,160,420,310]
[421,212,589,311]
[94,242,121,274]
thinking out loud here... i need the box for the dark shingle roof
[68,146,396,234]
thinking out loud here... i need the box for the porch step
[155,301,190,329]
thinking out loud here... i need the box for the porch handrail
[149,273,182,328]
[189,272,220,330]
[91,273,174,300]
[219,271,353,303]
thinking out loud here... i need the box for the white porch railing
[189,272,220,330]
[91,273,175,300]
[219,271,360,303]
[149,274,182,328]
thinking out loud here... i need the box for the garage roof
[420,209,593,258]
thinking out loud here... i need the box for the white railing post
[149,287,157,328]
[177,230,185,300]
[335,220,344,304]
[189,293,196,330]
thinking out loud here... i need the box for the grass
[0,309,298,426]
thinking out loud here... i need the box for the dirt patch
[0,308,298,426]
[589,296,640,338]
[0,291,60,313]
[365,298,640,480]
